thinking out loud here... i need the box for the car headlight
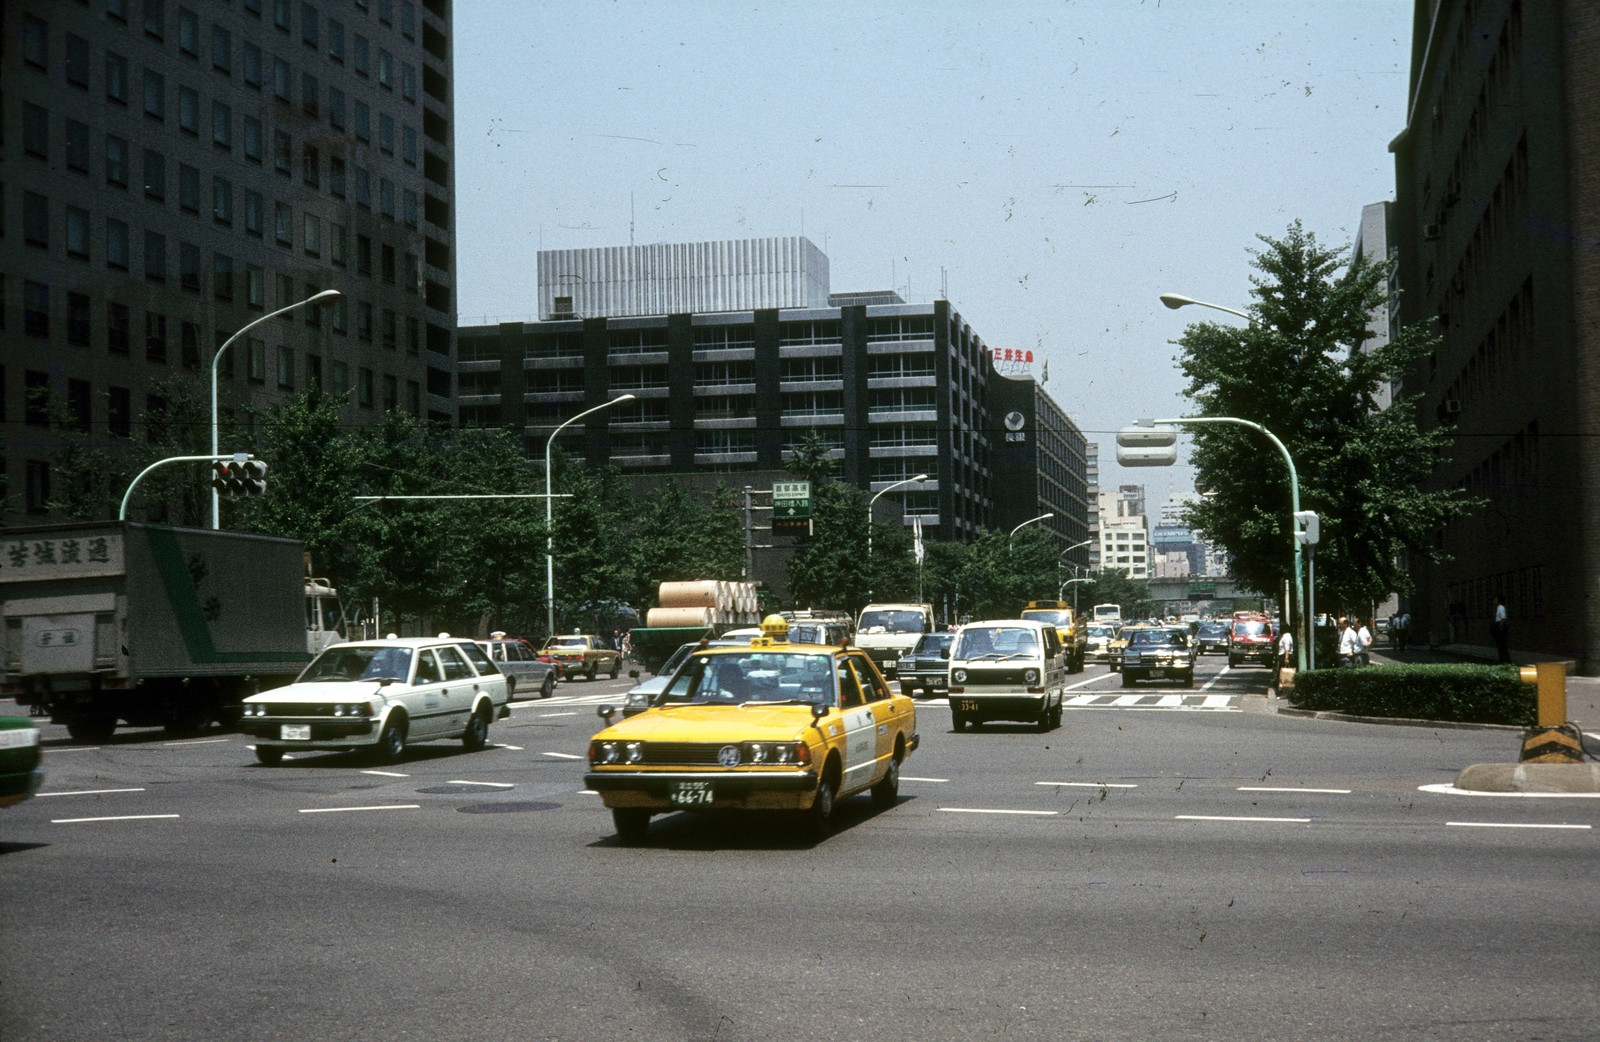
[626,692,647,707]
[333,704,346,716]
[589,741,620,765]
[747,743,769,764]
[1023,669,1039,684]
[625,741,644,764]
[953,669,967,684]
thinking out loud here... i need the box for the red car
[1227,613,1276,668]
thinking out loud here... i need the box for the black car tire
[950,711,966,732]
[1051,704,1063,728]
[541,675,555,699]
[586,667,597,682]
[254,745,284,766]
[613,808,651,841]
[1182,671,1195,688]
[1122,672,1135,688]
[1037,709,1051,733]
[804,776,836,839]
[373,718,407,764]
[609,661,620,680]
[871,756,899,809]
[462,707,490,751]
[1228,656,1240,668]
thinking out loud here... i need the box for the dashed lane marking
[1176,815,1311,823]
[360,770,409,778]
[939,807,1058,816]
[1418,783,1600,798]
[162,738,231,746]
[45,746,101,753]
[51,814,180,824]
[542,751,583,760]
[1198,666,1232,692]
[1238,786,1351,794]
[447,780,514,788]
[579,789,600,795]
[37,788,146,797]
[1446,821,1592,830]
[493,744,524,751]
[1062,693,1242,711]
[1037,781,1137,789]
[538,712,578,718]
[902,776,948,783]
[298,804,421,814]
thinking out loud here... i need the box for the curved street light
[1159,293,1252,323]
[1008,512,1053,547]
[545,394,636,636]
[212,288,341,528]
[867,474,928,599]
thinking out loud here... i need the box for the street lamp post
[212,289,341,529]
[544,394,636,637]
[1159,293,1253,323]
[1008,512,1053,547]
[1056,539,1094,608]
[867,474,927,599]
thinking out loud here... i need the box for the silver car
[477,637,557,700]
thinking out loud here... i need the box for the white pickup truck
[853,603,933,679]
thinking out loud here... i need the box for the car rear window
[1233,621,1268,636]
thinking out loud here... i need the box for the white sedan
[238,638,511,765]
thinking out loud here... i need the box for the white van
[946,619,1067,732]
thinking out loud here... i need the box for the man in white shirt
[1492,596,1510,663]
[1337,617,1361,668]
[1356,619,1373,667]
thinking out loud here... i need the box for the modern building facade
[2,0,457,521]
[1390,0,1598,663]
[1095,487,1150,579]
[986,373,1091,567]
[1353,200,1400,409]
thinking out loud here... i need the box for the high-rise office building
[2,0,457,522]
[987,373,1091,567]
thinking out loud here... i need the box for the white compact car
[238,638,511,765]
[945,619,1068,732]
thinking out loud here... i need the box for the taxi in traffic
[540,633,622,681]
[585,616,918,841]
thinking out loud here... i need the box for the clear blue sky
[454,0,1412,508]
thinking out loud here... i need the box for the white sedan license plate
[668,780,714,807]
[1149,669,1166,678]
[280,724,312,741]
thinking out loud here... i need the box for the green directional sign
[771,480,812,521]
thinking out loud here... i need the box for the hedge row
[1287,663,1534,725]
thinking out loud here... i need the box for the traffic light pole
[121,454,244,521]
[1141,416,1307,673]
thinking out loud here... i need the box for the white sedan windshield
[299,646,413,683]
[953,627,1040,661]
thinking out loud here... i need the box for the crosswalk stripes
[920,693,1240,711]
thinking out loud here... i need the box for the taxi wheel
[254,745,284,766]
[804,776,837,839]
[373,719,407,764]
[586,668,597,682]
[541,675,555,699]
[462,708,490,751]
[609,662,620,679]
[950,712,966,732]
[612,808,651,841]
[871,756,900,809]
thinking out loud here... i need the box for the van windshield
[953,627,1040,661]
[858,610,928,634]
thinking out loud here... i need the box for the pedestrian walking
[1357,618,1373,667]
[1392,611,1409,653]
[1276,627,1295,686]
[1337,616,1360,668]
[1491,596,1510,663]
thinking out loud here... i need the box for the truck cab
[305,579,345,656]
[1019,600,1087,673]
[853,603,933,679]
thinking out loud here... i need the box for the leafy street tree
[1177,222,1476,613]
[625,479,745,609]
[787,480,916,613]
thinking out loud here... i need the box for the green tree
[1077,569,1157,620]
[1177,222,1475,613]
[784,429,838,485]
[787,480,915,613]
[627,479,745,607]
[549,456,636,629]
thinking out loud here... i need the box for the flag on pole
[912,517,925,566]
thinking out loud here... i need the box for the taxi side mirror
[628,669,640,679]
[811,701,829,721]
[597,705,615,722]
[376,677,395,687]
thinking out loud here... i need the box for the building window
[379,113,395,154]
[143,149,166,199]
[405,251,419,291]
[177,6,199,54]
[356,235,372,274]
[306,353,322,389]
[277,346,294,389]
[403,191,418,228]
[274,130,292,174]
[212,177,233,225]
[378,49,394,89]
[145,312,167,362]
[402,126,418,167]
[380,179,396,218]
[276,273,295,311]
[357,301,373,340]
[274,57,291,100]
[275,0,291,31]
[106,135,129,187]
[245,191,264,236]
[67,34,90,87]
[25,462,51,515]
[109,387,132,438]
[107,219,130,270]
[179,164,200,211]
[330,223,347,265]
[107,53,130,104]
[107,302,130,355]
[359,368,374,407]
[23,103,48,160]
[244,117,262,162]
[303,284,322,326]
[303,145,320,187]
[182,322,202,368]
[329,19,345,62]
[67,120,90,173]
[330,157,347,197]
[247,265,265,308]
[301,2,319,47]
[213,24,232,73]
[21,14,47,69]
[214,253,234,301]
[331,360,350,397]
[66,206,89,259]
[302,71,318,115]
[275,202,292,245]
[382,374,398,411]
[354,34,369,77]
[144,230,167,281]
[331,296,348,333]
[24,371,51,427]
[23,282,50,339]
[178,86,199,135]
[139,70,165,121]
[401,63,416,102]
[23,193,49,249]
[329,86,345,129]
[212,101,232,149]
[247,339,267,382]
[382,308,397,349]
[244,42,262,87]
[406,317,420,355]
[67,293,91,346]
[354,101,370,141]
[406,380,420,417]
[382,244,396,283]
[180,243,201,291]
[355,167,372,208]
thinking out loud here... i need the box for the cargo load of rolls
[648,580,759,628]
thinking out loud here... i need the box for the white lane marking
[1238,786,1352,794]
[1200,694,1233,708]
[1154,694,1185,707]
[1110,694,1143,707]
[902,776,948,783]
[1176,815,1311,823]
[538,712,578,718]
[578,789,600,795]
[1446,821,1591,830]
[1418,783,1600,799]
[446,780,514,788]
[46,746,101,753]
[162,738,231,746]
[360,769,410,778]
[37,787,146,797]
[494,744,525,750]
[1064,672,1120,692]
[51,814,180,824]
[542,751,582,760]
[1036,781,1137,789]
[1198,666,1231,692]
[939,807,1058,816]
[298,804,421,814]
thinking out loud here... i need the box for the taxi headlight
[1023,669,1039,684]
[625,741,644,764]
[747,743,769,764]
[774,743,794,765]
[626,692,648,707]
[597,741,620,764]
[953,669,967,684]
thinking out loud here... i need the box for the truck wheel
[66,712,117,743]
[871,756,900,809]
[541,675,555,699]
[612,808,651,841]
[462,707,490,751]
[254,745,284,766]
[164,704,213,737]
[373,718,407,764]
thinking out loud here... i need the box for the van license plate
[280,724,311,741]
[959,700,979,712]
[668,780,714,806]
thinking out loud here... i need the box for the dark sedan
[898,633,955,698]
[1196,621,1229,656]
[1120,628,1197,687]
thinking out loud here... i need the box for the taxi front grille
[640,743,727,766]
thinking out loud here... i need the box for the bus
[1092,603,1123,625]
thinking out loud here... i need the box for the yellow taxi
[1106,624,1146,673]
[585,616,918,841]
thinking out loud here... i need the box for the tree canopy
[1177,222,1475,613]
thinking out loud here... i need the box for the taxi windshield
[1021,610,1072,626]
[953,627,1040,661]
[660,652,836,706]
[298,645,413,683]
[858,610,927,634]
[546,636,588,649]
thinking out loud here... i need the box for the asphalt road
[3,657,1597,1042]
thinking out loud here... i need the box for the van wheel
[950,712,966,732]
[1037,710,1052,733]
[255,745,284,766]
[1050,704,1063,728]
[612,808,651,841]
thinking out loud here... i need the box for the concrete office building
[458,236,1010,545]
[1390,0,1598,663]
[1353,200,1401,410]
[1095,487,1149,579]
[2,0,457,522]
[986,373,1091,568]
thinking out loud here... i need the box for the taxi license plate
[668,780,714,807]
[280,724,311,741]
[958,699,979,712]
[1149,669,1166,678]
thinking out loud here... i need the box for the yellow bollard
[1517,663,1583,763]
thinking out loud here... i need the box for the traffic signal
[1294,510,1320,546]
[211,456,269,497]
[241,459,268,496]
[1115,424,1178,467]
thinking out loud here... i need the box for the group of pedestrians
[1337,616,1377,667]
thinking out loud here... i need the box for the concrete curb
[1273,705,1522,732]
[1455,762,1600,793]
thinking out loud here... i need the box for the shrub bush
[1287,663,1533,725]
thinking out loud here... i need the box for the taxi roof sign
[751,614,790,646]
